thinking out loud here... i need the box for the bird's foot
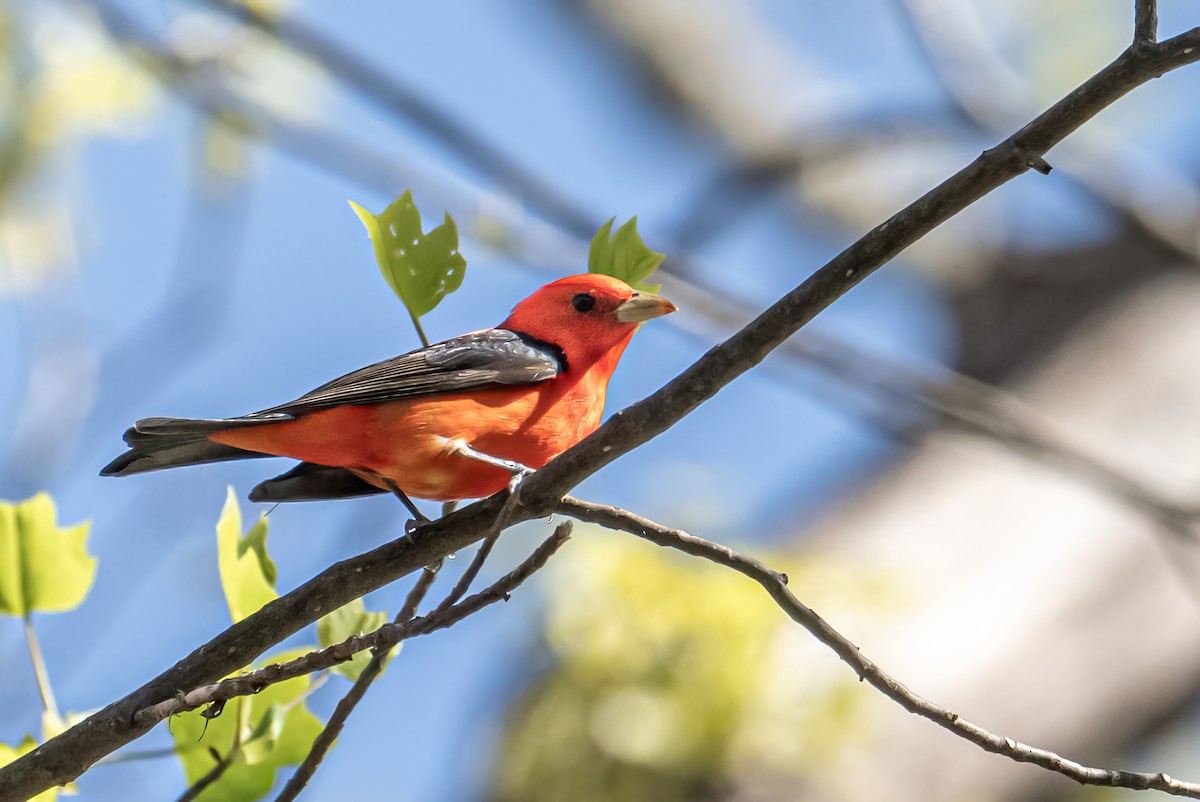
[443,437,534,478]
[382,478,428,543]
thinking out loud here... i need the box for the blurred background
[2,0,1200,799]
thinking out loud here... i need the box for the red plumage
[103,274,676,503]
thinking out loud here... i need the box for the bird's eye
[572,293,596,313]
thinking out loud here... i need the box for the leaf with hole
[350,190,467,323]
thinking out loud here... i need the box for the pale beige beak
[615,291,678,323]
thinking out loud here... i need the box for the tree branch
[3,20,1199,802]
[431,532,500,615]
[556,496,1200,798]
[80,0,1200,546]
[175,750,232,802]
[132,523,570,727]
[272,559,443,801]
[1135,0,1159,46]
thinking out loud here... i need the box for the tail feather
[101,415,291,477]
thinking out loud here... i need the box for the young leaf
[349,190,467,322]
[0,736,57,801]
[318,598,390,681]
[239,703,286,765]
[171,648,324,802]
[215,488,277,624]
[588,216,666,294]
[0,494,95,617]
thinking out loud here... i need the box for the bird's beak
[615,291,678,323]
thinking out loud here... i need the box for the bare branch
[81,0,1200,544]
[557,497,1200,798]
[4,13,1200,801]
[132,523,571,728]
[1135,0,1159,46]
[432,532,500,615]
[175,751,232,802]
[273,560,443,801]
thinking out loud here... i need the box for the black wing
[258,329,563,415]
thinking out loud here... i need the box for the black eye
[572,293,596,313]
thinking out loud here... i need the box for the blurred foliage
[588,216,665,295]
[350,190,467,342]
[318,597,389,682]
[0,5,155,295]
[0,493,95,616]
[169,493,328,800]
[171,648,324,802]
[0,492,94,800]
[215,489,277,624]
[491,530,899,802]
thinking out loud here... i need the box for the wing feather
[258,329,563,415]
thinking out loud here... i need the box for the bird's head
[500,274,676,372]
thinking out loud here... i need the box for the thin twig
[134,523,571,727]
[6,14,1200,800]
[81,0,1200,546]
[432,532,500,615]
[557,496,1200,798]
[274,559,443,801]
[175,752,232,802]
[176,697,245,802]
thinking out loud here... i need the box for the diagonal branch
[132,523,570,727]
[272,559,440,801]
[3,21,1199,802]
[80,0,1200,545]
[555,496,1200,798]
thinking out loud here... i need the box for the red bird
[102,274,676,508]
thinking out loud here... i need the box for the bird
[101,274,676,513]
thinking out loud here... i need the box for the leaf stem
[23,615,59,719]
[408,311,431,348]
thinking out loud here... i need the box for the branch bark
[81,0,1200,546]
[3,19,1199,802]
[555,497,1200,798]
[131,524,570,727]
[272,559,444,802]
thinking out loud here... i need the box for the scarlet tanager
[101,274,676,506]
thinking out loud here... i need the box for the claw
[506,465,534,500]
[404,517,421,544]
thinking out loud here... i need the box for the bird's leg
[443,438,534,479]
[381,478,429,536]
[444,438,534,524]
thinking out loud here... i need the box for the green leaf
[238,703,286,765]
[0,494,95,617]
[350,190,467,320]
[0,736,57,801]
[171,648,324,802]
[216,488,277,624]
[587,216,666,294]
[318,598,390,681]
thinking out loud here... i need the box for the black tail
[100,415,291,477]
[249,462,387,502]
